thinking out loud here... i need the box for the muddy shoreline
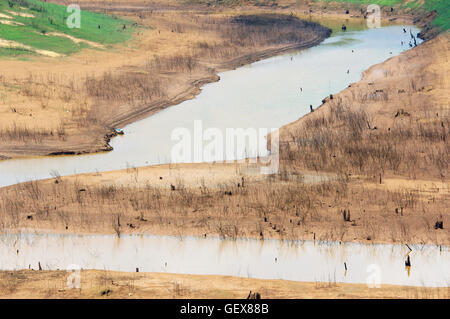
[2,269,449,299]
[110,33,328,128]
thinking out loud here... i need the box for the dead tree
[342,209,351,222]
[405,255,411,267]
[435,216,444,229]
[247,291,261,299]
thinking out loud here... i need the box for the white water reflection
[0,232,448,287]
[0,26,422,188]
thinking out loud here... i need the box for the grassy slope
[0,0,133,56]
[315,0,449,31]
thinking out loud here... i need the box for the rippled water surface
[0,233,448,287]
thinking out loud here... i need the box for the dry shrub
[282,103,449,179]
[85,72,166,102]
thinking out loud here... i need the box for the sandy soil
[1,269,448,299]
[0,19,24,26]
[46,32,106,49]
[0,159,447,245]
[0,39,61,57]
[6,10,35,18]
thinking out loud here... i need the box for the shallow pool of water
[0,26,422,188]
[0,232,448,287]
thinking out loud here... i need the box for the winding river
[0,25,422,188]
[2,25,445,288]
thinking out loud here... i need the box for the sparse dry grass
[1,269,449,299]
[280,103,449,180]
[82,13,328,106]
[0,163,448,245]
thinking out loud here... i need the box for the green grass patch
[0,24,81,54]
[422,0,449,30]
[0,47,33,57]
[0,0,135,57]
[314,0,449,31]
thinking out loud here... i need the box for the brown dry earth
[1,270,449,299]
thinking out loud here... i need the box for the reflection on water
[0,26,422,188]
[0,232,448,287]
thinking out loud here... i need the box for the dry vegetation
[0,8,329,158]
[280,103,448,180]
[1,269,449,299]
[0,160,448,245]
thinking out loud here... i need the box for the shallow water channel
[0,232,449,287]
[0,25,422,188]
